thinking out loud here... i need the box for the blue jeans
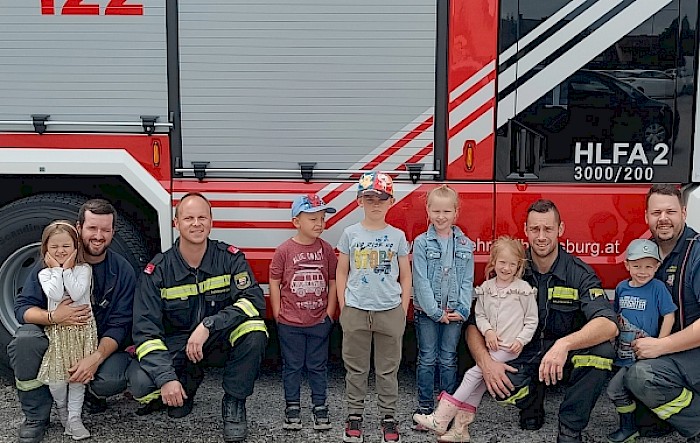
[277,316,333,406]
[414,310,463,409]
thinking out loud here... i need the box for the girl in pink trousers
[413,236,538,442]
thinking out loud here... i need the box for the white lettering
[613,143,629,164]
[594,142,611,164]
[574,142,594,164]
[628,143,648,164]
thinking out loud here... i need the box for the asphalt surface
[0,358,687,443]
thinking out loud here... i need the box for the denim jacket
[412,224,474,322]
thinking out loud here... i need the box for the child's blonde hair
[484,236,526,280]
[41,220,84,267]
[426,184,459,210]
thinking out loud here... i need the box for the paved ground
[0,359,687,443]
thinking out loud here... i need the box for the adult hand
[481,357,517,399]
[485,330,499,352]
[439,313,450,324]
[45,252,61,268]
[446,312,463,322]
[509,340,524,355]
[539,339,569,385]
[52,298,92,326]
[68,350,103,384]
[632,337,666,360]
[186,323,210,363]
[161,380,187,407]
[63,250,77,269]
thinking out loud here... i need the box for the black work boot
[607,411,639,443]
[83,389,108,414]
[222,394,247,442]
[557,422,583,443]
[18,418,49,443]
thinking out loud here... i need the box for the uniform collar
[172,238,216,280]
[661,224,698,261]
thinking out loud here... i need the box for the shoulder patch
[144,263,156,274]
[589,288,605,300]
[234,272,251,289]
[143,253,164,274]
[228,245,240,254]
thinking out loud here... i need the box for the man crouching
[128,192,267,442]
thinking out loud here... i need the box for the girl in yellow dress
[36,220,97,440]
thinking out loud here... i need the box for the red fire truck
[0,0,698,371]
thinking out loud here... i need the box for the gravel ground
[0,359,687,443]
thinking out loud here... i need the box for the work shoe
[519,409,544,431]
[83,390,107,414]
[283,403,302,430]
[135,399,166,416]
[381,416,401,443]
[168,397,194,419]
[557,422,583,443]
[607,411,639,443]
[18,419,49,443]
[65,417,91,441]
[312,405,332,431]
[222,394,247,442]
[411,407,431,431]
[343,415,364,443]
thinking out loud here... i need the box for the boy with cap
[270,194,338,431]
[336,172,412,443]
[606,239,677,443]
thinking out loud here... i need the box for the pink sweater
[475,278,538,346]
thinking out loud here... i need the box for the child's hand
[44,252,61,268]
[439,313,450,324]
[63,250,77,269]
[509,340,523,355]
[485,330,499,352]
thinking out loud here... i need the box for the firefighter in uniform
[467,199,618,443]
[128,192,267,442]
[625,185,700,442]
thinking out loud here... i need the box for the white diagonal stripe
[448,109,495,163]
[448,80,496,131]
[449,60,496,102]
[499,0,624,93]
[497,0,672,127]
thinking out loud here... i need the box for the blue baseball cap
[291,194,337,218]
[626,239,661,262]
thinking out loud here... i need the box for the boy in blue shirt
[607,239,676,443]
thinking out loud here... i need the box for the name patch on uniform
[144,263,155,274]
[234,272,251,289]
[228,245,240,254]
[666,274,675,287]
[589,288,605,300]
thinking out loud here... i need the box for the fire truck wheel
[0,193,149,378]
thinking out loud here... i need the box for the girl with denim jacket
[411,185,474,429]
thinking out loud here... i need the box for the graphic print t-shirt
[270,238,338,326]
[336,223,410,311]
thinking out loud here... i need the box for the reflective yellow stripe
[136,339,168,360]
[548,286,579,301]
[160,284,198,300]
[233,298,259,318]
[653,388,693,420]
[228,320,268,347]
[198,275,231,293]
[571,355,612,371]
[135,389,161,405]
[497,386,529,406]
[617,402,636,414]
[16,378,44,392]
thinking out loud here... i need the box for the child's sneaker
[283,403,302,430]
[412,407,431,431]
[343,415,364,443]
[65,417,91,441]
[312,405,332,431]
[381,416,401,443]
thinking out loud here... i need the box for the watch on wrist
[202,317,215,331]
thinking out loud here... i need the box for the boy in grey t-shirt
[336,172,411,443]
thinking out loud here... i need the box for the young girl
[36,220,97,440]
[411,185,474,428]
[413,236,538,442]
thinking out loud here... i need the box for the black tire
[0,193,149,378]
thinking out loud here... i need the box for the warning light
[152,139,161,167]
[464,140,475,171]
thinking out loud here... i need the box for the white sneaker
[66,417,91,440]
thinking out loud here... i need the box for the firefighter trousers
[625,347,700,439]
[499,340,614,432]
[8,324,131,421]
[128,328,267,404]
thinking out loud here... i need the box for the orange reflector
[464,140,475,171]
[152,139,161,167]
